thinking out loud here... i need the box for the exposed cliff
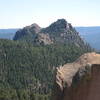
[53,52,100,100]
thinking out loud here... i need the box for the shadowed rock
[53,52,100,100]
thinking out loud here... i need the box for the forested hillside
[0,19,93,100]
[0,39,92,100]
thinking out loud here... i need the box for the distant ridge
[76,27,100,50]
[0,29,19,34]
[0,25,99,50]
[0,29,18,39]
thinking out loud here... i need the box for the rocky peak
[41,19,70,34]
[13,19,91,49]
[24,23,41,33]
[13,23,41,40]
[51,19,68,29]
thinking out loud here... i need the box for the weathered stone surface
[53,52,100,100]
[34,33,53,45]
[13,23,41,40]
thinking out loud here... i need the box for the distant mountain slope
[0,27,100,51]
[13,19,91,51]
[0,29,18,39]
[76,27,100,50]
[0,29,18,33]
[0,26,100,51]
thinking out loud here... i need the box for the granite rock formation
[34,33,53,45]
[13,19,90,48]
[53,52,100,100]
[13,23,41,40]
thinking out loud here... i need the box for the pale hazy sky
[0,0,100,28]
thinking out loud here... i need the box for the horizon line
[0,25,100,29]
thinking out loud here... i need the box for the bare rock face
[34,33,53,45]
[53,52,100,100]
[13,23,41,40]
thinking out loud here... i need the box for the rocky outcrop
[34,33,53,45]
[13,23,41,40]
[13,19,91,49]
[41,19,84,46]
[53,52,100,100]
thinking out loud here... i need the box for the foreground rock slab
[53,52,100,100]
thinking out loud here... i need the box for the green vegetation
[0,39,92,100]
[0,19,92,100]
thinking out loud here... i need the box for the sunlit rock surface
[53,52,100,100]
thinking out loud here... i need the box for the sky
[0,0,100,28]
